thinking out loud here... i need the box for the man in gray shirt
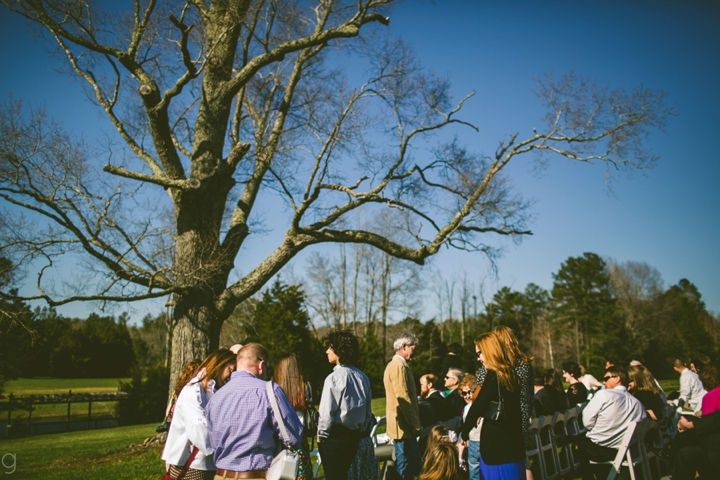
[318,330,373,480]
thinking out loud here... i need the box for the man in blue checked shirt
[206,343,302,480]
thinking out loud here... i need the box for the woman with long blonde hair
[463,333,526,479]
[475,326,534,445]
[417,442,462,480]
[627,365,665,420]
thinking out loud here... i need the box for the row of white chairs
[527,403,679,480]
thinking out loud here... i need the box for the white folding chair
[310,448,323,479]
[589,419,650,480]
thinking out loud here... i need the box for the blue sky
[1,1,718,320]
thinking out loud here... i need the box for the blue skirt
[478,455,525,480]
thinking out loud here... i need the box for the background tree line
[3,250,719,401]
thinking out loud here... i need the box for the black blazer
[692,409,720,470]
[462,369,525,465]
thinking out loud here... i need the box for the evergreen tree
[243,280,327,391]
[360,322,385,398]
[551,252,620,371]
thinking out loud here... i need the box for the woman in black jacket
[462,332,526,480]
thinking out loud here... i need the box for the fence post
[66,390,72,432]
[7,393,12,425]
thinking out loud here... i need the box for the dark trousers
[579,436,618,480]
[318,425,361,480]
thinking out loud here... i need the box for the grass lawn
[0,423,164,479]
[4,378,127,396]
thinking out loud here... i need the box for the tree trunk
[168,293,223,398]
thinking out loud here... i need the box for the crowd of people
[158,327,720,480]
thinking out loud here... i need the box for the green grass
[658,378,679,393]
[0,423,164,479]
[4,378,127,396]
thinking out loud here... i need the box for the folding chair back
[538,414,560,480]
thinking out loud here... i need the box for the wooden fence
[2,391,128,435]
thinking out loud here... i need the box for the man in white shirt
[674,358,706,413]
[318,330,373,480]
[580,365,646,480]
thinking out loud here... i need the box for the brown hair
[417,442,461,480]
[274,353,307,411]
[606,365,629,386]
[174,359,201,398]
[422,374,441,390]
[627,365,662,396]
[425,424,450,454]
[197,348,237,388]
[475,332,518,392]
[699,363,720,391]
[491,325,531,364]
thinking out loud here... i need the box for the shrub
[116,365,169,426]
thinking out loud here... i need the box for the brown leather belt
[215,469,267,479]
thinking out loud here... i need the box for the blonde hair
[458,373,478,396]
[417,442,461,480]
[426,424,450,453]
[237,342,269,368]
[491,325,531,364]
[627,365,662,396]
[475,332,518,392]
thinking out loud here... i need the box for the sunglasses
[603,375,617,382]
[476,351,482,358]
[445,376,457,380]
[461,390,473,397]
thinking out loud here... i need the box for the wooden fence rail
[2,391,129,435]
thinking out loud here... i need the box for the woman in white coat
[161,348,237,480]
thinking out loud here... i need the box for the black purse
[303,404,319,438]
[482,373,505,421]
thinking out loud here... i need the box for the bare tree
[606,258,663,352]
[0,1,672,392]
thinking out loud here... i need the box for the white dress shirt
[161,375,215,470]
[582,385,646,449]
[679,368,706,413]
[317,364,373,440]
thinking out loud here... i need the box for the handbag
[266,381,300,480]
[482,373,505,421]
[160,446,199,480]
[303,404,319,438]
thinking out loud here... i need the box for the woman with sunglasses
[161,348,237,480]
[463,333,526,479]
[458,374,481,480]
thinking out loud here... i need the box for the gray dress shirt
[317,364,373,440]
